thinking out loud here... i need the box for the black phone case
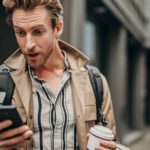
[0,105,23,131]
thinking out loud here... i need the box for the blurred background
[1,0,150,149]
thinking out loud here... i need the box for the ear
[55,20,63,39]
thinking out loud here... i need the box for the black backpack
[0,64,15,105]
[85,65,107,126]
[0,64,107,126]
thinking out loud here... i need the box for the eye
[15,30,26,37]
[33,29,45,36]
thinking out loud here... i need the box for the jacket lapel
[10,69,32,117]
[71,70,88,150]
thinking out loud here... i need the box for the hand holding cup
[87,125,115,150]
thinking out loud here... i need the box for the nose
[25,35,36,50]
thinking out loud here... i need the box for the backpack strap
[0,64,15,105]
[85,65,107,126]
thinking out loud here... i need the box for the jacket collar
[4,40,89,70]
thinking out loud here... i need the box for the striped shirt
[28,61,78,149]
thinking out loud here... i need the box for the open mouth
[29,53,39,56]
[27,53,40,59]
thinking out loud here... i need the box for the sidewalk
[129,128,150,150]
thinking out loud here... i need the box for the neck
[34,47,65,80]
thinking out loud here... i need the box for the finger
[87,133,90,138]
[0,120,12,131]
[0,125,29,140]
[95,145,110,150]
[1,144,19,150]
[0,130,33,147]
[100,140,116,149]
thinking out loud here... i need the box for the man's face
[12,6,62,69]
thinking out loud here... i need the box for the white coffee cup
[87,125,114,150]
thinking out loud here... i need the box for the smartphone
[0,105,23,131]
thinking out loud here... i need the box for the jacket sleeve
[100,74,117,135]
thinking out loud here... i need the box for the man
[0,0,117,149]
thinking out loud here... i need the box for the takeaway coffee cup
[87,125,114,150]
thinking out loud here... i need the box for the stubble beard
[26,56,43,69]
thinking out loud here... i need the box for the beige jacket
[4,40,116,150]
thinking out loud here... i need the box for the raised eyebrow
[13,26,23,30]
[13,25,45,30]
[32,25,45,30]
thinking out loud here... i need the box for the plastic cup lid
[89,125,114,140]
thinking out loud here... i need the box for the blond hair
[2,0,63,26]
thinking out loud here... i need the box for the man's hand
[95,139,116,150]
[0,120,33,150]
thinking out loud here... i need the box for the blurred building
[1,0,150,145]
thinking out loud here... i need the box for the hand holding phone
[0,105,23,131]
[0,115,33,150]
